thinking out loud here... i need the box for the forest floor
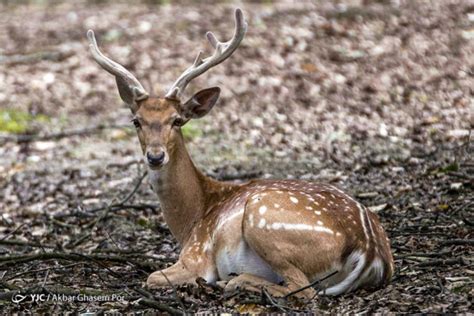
[0,0,472,313]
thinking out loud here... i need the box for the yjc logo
[11,294,27,304]
[11,293,47,304]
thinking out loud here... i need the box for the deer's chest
[211,205,282,283]
[215,238,282,283]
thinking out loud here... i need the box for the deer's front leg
[224,273,289,297]
[147,260,198,288]
[224,273,315,299]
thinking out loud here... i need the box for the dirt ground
[0,0,472,313]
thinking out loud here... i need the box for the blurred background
[1,0,471,173]
[0,0,472,313]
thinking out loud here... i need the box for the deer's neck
[148,132,234,245]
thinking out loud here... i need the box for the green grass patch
[181,121,202,140]
[0,109,49,134]
[439,162,459,173]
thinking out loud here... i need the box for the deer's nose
[147,151,166,166]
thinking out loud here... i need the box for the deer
[86,8,394,298]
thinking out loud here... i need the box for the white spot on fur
[364,205,374,237]
[290,197,299,204]
[317,220,323,226]
[314,226,334,234]
[259,206,267,215]
[267,222,334,234]
[315,210,321,215]
[272,222,283,230]
[358,203,370,241]
[258,218,266,229]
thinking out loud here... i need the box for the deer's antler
[87,30,148,108]
[165,8,248,100]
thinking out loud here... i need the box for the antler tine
[165,8,248,99]
[87,30,148,102]
[206,32,219,49]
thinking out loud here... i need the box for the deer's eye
[173,117,185,127]
[131,118,141,129]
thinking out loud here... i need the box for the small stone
[450,183,463,190]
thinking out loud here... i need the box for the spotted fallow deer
[87,8,394,298]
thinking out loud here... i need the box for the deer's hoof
[223,281,237,293]
[216,280,228,290]
[146,271,166,289]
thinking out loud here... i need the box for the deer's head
[87,9,247,170]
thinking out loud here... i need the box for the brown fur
[135,97,394,298]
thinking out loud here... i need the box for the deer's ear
[181,87,220,119]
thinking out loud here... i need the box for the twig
[41,269,50,288]
[0,281,20,291]
[436,275,445,294]
[0,223,26,241]
[116,171,149,206]
[440,239,474,246]
[87,171,149,220]
[461,210,474,226]
[106,159,141,169]
[0,50,73,65]
[66,171,148,248]
[70,252,122,278]
[448,172,474,180]
[196,277,223,293]
[395,251,451,259]
[138,297,182,315]
[0,252,159,271]
[283,270,339,299]
[262,288,289,312]
[0,239,56,249]
[67,233,90,249]
[105,230,122,251]
[0,124,129,145]
[53,203,159,220]
[207,170,263,181]
[5,263,84,281]
[415,257,465,267]
[160,271,187,312]
[134,287,182,315]
[49,218,78,228]
[389,231,453,237]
